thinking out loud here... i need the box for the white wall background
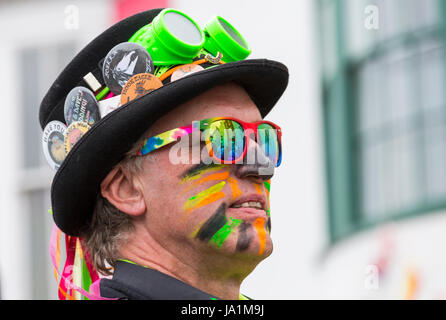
[0,0,112,299]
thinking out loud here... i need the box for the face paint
[180,163,226,182]
[180,171,229,196]
[209,217,242,249]
[227,177,242,200]
[181,163,272,252]
[195,203,227,242]
[266,217,271,234]
[182,181,226,216]
[264,180,271,218]
[254,183,262,195]
[254,217,267,256]
[264,180,271,193]
[194,203,242,249]
[236,221,252,252]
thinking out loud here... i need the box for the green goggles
[128,8,251,65]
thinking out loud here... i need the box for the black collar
[100,261,220,300]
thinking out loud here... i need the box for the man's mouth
[228,194,267,215]
[230,201,263,210]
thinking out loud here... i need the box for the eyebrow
[180,162,225,180]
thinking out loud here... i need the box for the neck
[118,223,256,300]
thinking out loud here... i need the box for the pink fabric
[113,0,168,23]
[49,223,117,300]
[104,91,115,100]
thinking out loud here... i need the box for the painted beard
[194,202,271,253]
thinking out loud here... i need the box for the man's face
[134,83,273,264]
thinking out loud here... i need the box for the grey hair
[81,134,155,275]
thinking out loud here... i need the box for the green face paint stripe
[187,181,226,202]
[264,181,271,192]
[209,217,242,249]
[183,181,226,210]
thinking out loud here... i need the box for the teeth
[232,201,263,209]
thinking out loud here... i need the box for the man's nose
[235,136,274,182]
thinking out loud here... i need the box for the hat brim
[40,9,289,236]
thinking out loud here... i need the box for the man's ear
[100,166,146,216]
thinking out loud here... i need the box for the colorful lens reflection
[207,120,245,162]
[257,123,280,166]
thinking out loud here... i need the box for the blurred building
[318,0,446,299]
[0,0,445,300]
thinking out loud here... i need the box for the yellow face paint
[180,164,226,183]
[180,171,229,196]
[254,217,267,255]
[182,181,226,217]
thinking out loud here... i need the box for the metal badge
[64,86,100,126]
[120,73,163,105]
[64,121,91,155]
[102,42,155,95]
[98,94,122,118]
[42,120,67,170]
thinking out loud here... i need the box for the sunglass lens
[257,123,281,166]
[208,119,245,162]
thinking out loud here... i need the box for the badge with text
[42,120,67,170]
[98,94,122,118]
[64,86,100,126]
[171,64,204,82]
[64,121,91,155]
[120,73,163,105]
[102,42,154,95]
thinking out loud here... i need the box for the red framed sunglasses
[138,117,282,167]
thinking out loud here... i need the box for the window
[19,43,76,299]
[318,0,446,241]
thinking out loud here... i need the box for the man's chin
[211,234,273,261]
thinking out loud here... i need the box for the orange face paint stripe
[182,191,226,221]
[180,171,229,196]
[180,164,227,183]
[254,217,267,255]
[182,181,227,219]
[227,177,242,200]
[189,191,225,213]
[254,183,263,195]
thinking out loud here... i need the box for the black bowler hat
[39,8,289,236]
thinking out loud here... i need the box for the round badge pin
[64,121,91,155]
[42,120,67,171]
[64,86,100,126]
[120,73,163,105]
[102,42,155,95]
[171,64,204,82]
